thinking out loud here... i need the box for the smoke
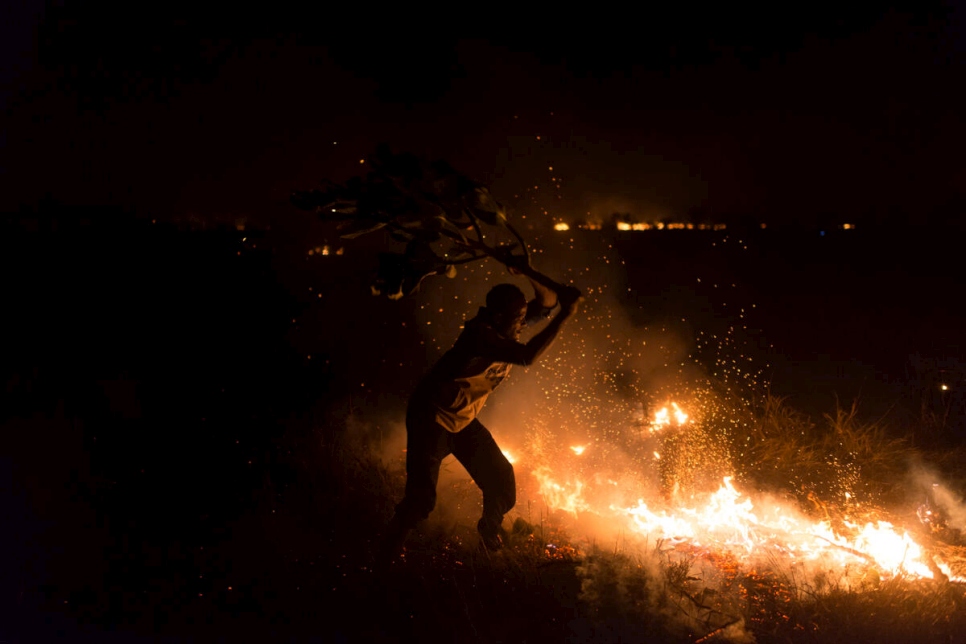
[907,458,966,538]
[931,484,966,532]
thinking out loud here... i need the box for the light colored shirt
[415,301,555,432]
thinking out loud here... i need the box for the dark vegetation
[3,208,966,642]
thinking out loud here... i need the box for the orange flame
[533,466,590,516]
[650,402,688,432]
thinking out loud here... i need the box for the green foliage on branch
[292,145,527,299]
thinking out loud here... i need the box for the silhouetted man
[385,262,581,555]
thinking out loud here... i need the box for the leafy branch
[292,145,539,299]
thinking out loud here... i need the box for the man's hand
[501,254,580,313]
[558,285,582,315]
[504,253,530,276]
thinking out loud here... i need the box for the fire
[522,402,963,583]
[553,222,570,231]
[533,470,947,581]
[650,402,688,432]
[502,449,516,464]
[532,466,590,516]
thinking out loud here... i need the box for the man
[385,261,581,555]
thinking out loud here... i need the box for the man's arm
[484,283,581,366]
[527,269,559,309]
[505,256,576,313]
[515,289,580,365]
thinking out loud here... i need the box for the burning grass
[304,393,966,643]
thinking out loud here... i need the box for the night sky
[3,2,965,229]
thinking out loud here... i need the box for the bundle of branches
[292,145,536,299]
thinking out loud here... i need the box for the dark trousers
[393,405,515,536]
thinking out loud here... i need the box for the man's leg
[385,407,451,549]
[453,419,516,549]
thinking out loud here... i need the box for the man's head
[485,283,528,339]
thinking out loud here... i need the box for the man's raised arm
[514,270,582,366]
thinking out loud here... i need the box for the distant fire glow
[570,445,586,455]
[308,245,343,256]
[610,221,727,232]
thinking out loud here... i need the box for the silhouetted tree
[292,145,569,298]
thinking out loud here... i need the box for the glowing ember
[570,445,586,455]
[553,222,570,231]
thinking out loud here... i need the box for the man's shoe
[477,519,506,552]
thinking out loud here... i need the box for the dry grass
[736,395,915,514]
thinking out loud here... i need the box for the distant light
[842,223,855,230]
[760,223,767,229]
[554,222,570,231]
[359,159,365,164]
[617,222,632,231]
[820,230,826,236]
[940,384,949,391]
